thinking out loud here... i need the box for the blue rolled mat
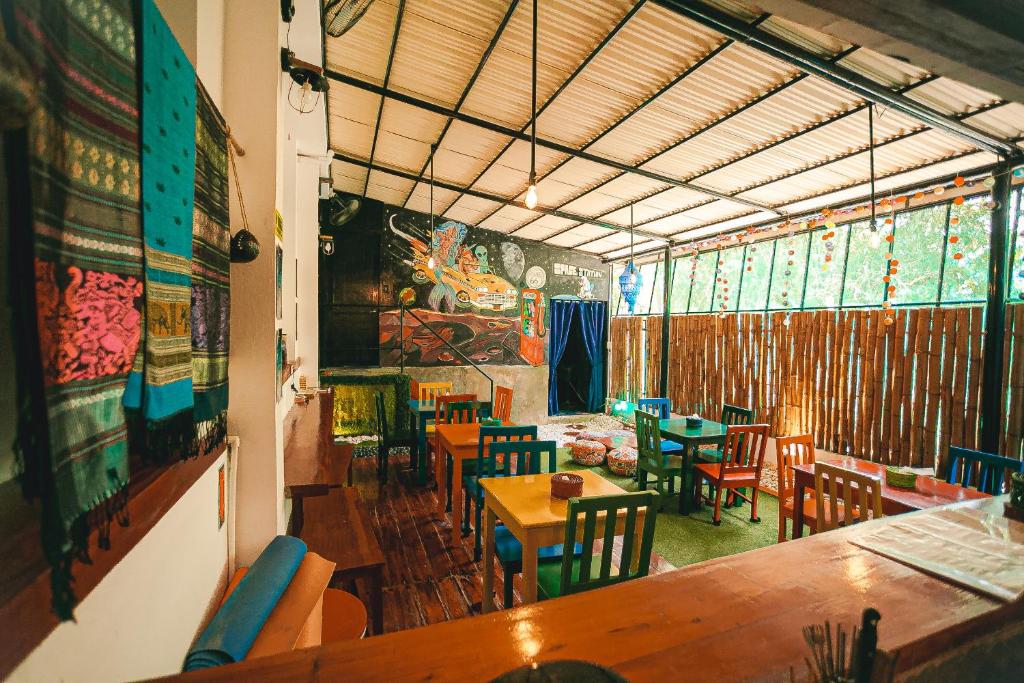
[184,535,307,670]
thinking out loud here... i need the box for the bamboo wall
[609,316,643,403]
[611,304,1024,470]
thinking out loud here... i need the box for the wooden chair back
[418,381,453,403]
[720,424,769,477]
[945,446,1024,495]
[433,393,476,426]
[558,491,659,596]
[637,397,671,420]
[720,403,755,427]
[486,439,557,477]
[476,425,536,469]
[634,410,665,472]
[775,433,815,498]
[814,462,883,532]
[493,386,514,422]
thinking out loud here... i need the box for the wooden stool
[321,588,367,642]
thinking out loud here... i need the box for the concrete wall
[405,366,550,426]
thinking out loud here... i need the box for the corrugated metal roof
[324,0,1024,258]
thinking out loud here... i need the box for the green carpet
[556,448,779,569]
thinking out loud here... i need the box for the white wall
[10,0,327,677]
[11,451,229,682]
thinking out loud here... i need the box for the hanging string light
[524,0,540,209]
[619,203,642,313]
[426,143,436,270]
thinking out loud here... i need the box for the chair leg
[749,486,761,523]
[473,499,483,562]
[712,485,724,526]
[462,489,472,535]
[777,511,787,543]
[503,565,514,609]
[445,455,453,512]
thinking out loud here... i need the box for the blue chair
[464,425,538,558]
[945,446,1024,495]
[636,397,684,455]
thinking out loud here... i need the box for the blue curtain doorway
[548,300,606,415]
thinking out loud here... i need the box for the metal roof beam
[399,0,521,208]
[332,152,668,243]
[323,74,779,213]
[603,156,1001,262]
[652,0,1020,157]
[362,0,405,197]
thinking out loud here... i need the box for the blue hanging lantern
[618,203,642,313]
[619,261,642,312]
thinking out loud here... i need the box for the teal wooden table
[657,418,727,514]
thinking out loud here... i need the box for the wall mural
[380,207,609,367]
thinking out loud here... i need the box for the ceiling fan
[322,193,362,228]
[324,0,375,38]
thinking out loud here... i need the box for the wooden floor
[343,453,674,635]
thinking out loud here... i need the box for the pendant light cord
[529,0,537,185]
[429,143,435,242]
[868,103,877,230]
[630,203,635,260]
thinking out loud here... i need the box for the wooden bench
[296,487,385,636]
[284,390,353,498]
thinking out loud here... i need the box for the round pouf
[606,447,638,477]
[570,440,606,466]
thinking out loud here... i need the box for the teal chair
[374,392,415,482]
[945,446,1024,494]
[637,397,684,455]
[464,425,538,555]
[635,410,682,509]
[537,491,659,600]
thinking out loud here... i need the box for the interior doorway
[548,299,607,415]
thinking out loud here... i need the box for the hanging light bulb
[869,227,882,249]
[524,0,540,211]
[525,174,538,209]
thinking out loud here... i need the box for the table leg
[451,450,464,541]
[678,445,695,515]
[792,478,806,539]
[481,503,496,614]
[370,566,384,635]
[436,437,447,517]
[409,412,419,478]
[520,533,539,605]
[417,415,429,485]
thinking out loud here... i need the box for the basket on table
[551,473,584,499]
[885,466,917,489]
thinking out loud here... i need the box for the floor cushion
[570,440,606,466]
[606,447,638,477]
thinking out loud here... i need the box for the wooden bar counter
[159,497,1023,682]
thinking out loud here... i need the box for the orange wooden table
[791,456,989,537]
[479,470,638,611]
[434,421,512,543]
[157,496,1023,682]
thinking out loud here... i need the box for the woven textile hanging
[123,0,199,459]
[5,0,143,619]
[191,81,230,451]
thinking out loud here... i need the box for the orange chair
[693,424,769,526]
[418,381,453,403]
[774,434,817,542]
[426,393,477,461]
[814,463,883,532]
[492,385,513,422]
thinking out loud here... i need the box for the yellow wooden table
[480,470,641,612]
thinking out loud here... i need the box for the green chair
[945,446,1024,494]
[636,397,684,456]
[374,392,415,483]
[697,403,755,463]
[441,400,480,511]
[537,491,659,600]
[635,410,682,509]
[464,425,538,555]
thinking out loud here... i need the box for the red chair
[693,424,769,526]
[492,385,513,422]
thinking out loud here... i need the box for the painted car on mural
[390,215,518,312]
